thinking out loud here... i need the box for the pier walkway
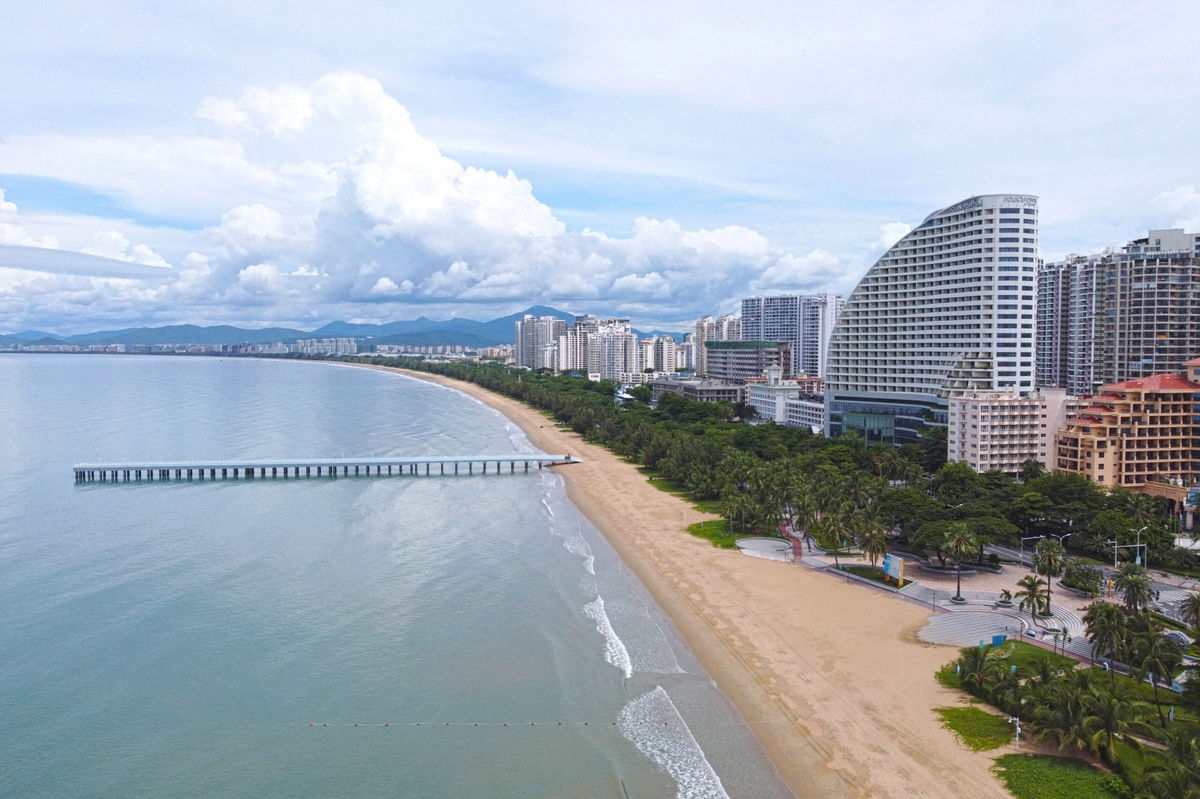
[74,454,579,483]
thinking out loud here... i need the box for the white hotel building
[825,194,1038,444]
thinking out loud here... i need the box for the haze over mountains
[0,307,684,348]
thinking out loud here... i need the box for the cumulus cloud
[874,222,912,250]
[83,230,170,267]
[1153,185,1200,231]
[1,73,864,331]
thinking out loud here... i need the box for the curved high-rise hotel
[825,194,1038,443]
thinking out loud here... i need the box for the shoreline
[358,362,1013,799]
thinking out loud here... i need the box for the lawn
[991,754,1121,799]
[686,519,739,549]
[993,640,1077,675]
[935,706,1012,751]
[638,468,723,514]
[841,564,910,588]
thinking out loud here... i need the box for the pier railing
[74,454,579,483]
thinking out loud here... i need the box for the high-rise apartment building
[514,315,567,370]
[825,194,1039,444]
[556,314,598,372]
[588,318,640,380]
[1038,229,1200,396]
[704,340,792,383]
[740,293,844,378]
[693,313,741,375]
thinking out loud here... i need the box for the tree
[1084,602,1128,675]
[1116,567,1155,614]
[944,523,977,601]
[1139,633,1184,727]
[1034,537,1066,617]
[1082,681,1149,765]
[1182,593,1200,631]
[855,515,888,570]
[1015,574,1051,618]
[1020,458,1046,483]
[931,461,984,505]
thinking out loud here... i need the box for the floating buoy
[473,723,478,726]
[309,722,314,726]
[384,723,390,727]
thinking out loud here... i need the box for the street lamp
[1020,535,1041,573]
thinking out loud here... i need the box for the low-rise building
[650,378,744,405]
[783,397,825,432]
[744,365,823,423]
[948,387,1083,476]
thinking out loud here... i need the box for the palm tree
[1034,682,1089,753]
[1140,633,1184,727]
[945,523,977,602]
[1180,593,1200,631]
[1034,538,1065,619]
[1081,681,1150,765]
[1138,728,1200,799]
[1015,574,1051,619]
[1117,572,1155,614]
[957,645,1003,695]
[1084,602,1128,687]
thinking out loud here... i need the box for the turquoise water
[0,355,792,799]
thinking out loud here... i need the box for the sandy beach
[369,364,1013,799]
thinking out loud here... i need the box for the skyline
[2,2,1200,334]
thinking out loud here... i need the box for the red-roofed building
[1056,361,1200,522]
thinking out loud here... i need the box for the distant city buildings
[740,293,843,378]
[514,314,567,370]
[295,338,358,355]
[1038,228,1200,396]
[693,313,740,375]
[826,193,1039,444]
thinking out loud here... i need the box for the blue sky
[2,0,1199,334]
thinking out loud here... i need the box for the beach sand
[369,364,1013,799]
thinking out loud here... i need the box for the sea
[0,354,794,799]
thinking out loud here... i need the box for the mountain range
[1,307,685,347]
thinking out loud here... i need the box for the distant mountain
[0,305,691,348]
[65,324,310,346]
[10,329,65,341]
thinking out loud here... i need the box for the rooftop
[1101,373,1200,392]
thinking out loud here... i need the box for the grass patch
[638,468,723,514]
[992,754,1122,799]
[936,706,1012,751]
[993,641,1077,675]
[935,661,961,690]
[841,564,911,588]
[686,520,739,549]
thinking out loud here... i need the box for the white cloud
[83,230,170,267]
[0,72,868,330]
[1153,185,1200,231]
[874,222,912,250]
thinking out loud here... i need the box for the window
[1000,217,1022,223]
[1000,247,1019,252]
[1000,237,1019,242]
[999,208,1020,213]
[1000,257,1020,262]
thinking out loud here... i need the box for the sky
[2,0,1199,335]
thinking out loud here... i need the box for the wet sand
[365,364,1013,798]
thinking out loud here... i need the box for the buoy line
[305,717,786,729]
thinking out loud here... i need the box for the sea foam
[618,686,730,799]
[582,595,633,678]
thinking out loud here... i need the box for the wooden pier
[74,454,579,483]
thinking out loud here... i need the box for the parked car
[1162,629,1193,648]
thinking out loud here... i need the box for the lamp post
[1135,526,1148,568]
[1020,535,1041,573]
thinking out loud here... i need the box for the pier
[74,454,579,483]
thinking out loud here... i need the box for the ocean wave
[618,687,730,799]
[582,595,632,679]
